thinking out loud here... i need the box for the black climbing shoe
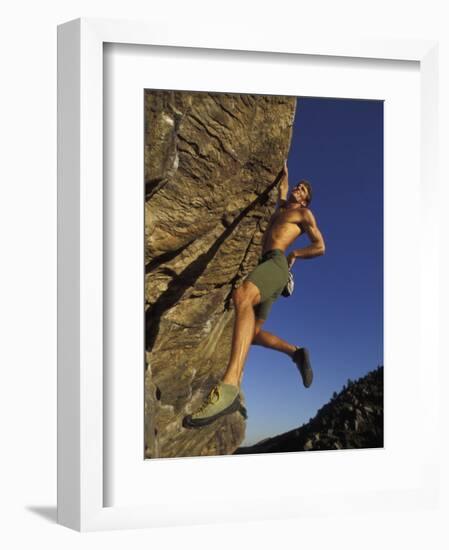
[292,347,313,388]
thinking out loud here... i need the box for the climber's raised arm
[278,160,289,208]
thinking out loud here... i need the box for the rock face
[144,91,296,458]
[235,366,384,454]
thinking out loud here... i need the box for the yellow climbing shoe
[183,382,240,428]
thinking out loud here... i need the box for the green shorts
[246,249,289,321]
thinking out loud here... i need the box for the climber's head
[290,180,312,207]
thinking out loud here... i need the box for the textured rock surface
[235,367,384,454]
[144,91,296,458]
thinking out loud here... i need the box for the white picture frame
[57,17,440,531]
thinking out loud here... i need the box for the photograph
[144,90,384,459]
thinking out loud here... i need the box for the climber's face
[290,182,311,207]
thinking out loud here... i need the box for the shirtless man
[183,161,325,428]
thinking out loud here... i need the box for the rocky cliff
[235,366,384,454]
[144,91,297,458]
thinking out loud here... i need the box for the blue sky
[241,96,384,446]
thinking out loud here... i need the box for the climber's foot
[183,382,240,428]
[292,346,313,388]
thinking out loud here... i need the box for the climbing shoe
[292,347,313,388]
[183,382,240,428]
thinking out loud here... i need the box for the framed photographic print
[58,18,440,531]
[142,88,383,459]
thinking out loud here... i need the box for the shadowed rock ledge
[144,91,297,458]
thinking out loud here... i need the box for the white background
[1,0,448,548]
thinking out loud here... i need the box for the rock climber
[183,161,325,428]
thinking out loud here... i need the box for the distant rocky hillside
[144,91,297,458]
[235,366,384,454]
